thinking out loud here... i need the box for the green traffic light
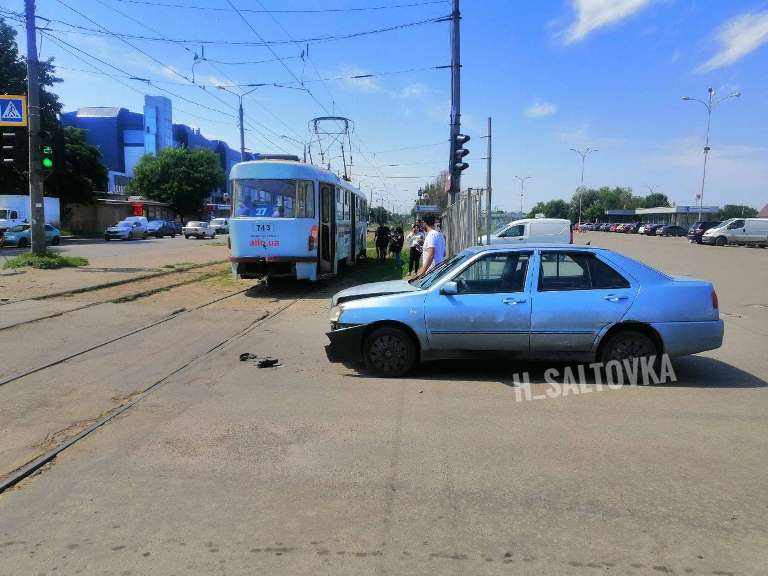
[42,157,53,168]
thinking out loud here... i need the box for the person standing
[416,214,446,275]
[406,224,424,274]
[389,227,404,265]
[374,222,390,263]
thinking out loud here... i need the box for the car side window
[499,224,525,238]
[728,219,744,229]
[453,253,530,294]
[44,224,53,231]
[539,252,629,291]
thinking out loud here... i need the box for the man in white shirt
[416,214,446,275]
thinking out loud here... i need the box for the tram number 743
[253,223,273,232]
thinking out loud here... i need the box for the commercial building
[604,205,720,226]
[61,95,253,199]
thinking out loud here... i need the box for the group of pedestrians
[373,214,445,276]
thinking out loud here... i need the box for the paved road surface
[0,234,765,575]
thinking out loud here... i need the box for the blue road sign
[0,95,27,127]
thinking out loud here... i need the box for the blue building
[61,95,252,198]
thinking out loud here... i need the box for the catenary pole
[448,0,461,204]
[485,117,492,245]
[25,0,46,255]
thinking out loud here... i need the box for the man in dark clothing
[374,223,391,262]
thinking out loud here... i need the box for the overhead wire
[109,0,449,13]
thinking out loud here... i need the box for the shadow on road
[347,355,766,389]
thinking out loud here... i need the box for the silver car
[183,221,216,239]
[325,245,724,377]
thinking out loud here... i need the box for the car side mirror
[440,281,458,296]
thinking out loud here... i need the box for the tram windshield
[232,179,315,218]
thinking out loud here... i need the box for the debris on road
[257,358,279,368]
[239,352,258,362]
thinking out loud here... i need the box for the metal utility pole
[448,0,461,204]
[682,87,741,220]
[217,85,260,160]
[25,0,45,255]
[515,175,531,215]
[485,117,492,244]
[569,146,597,225]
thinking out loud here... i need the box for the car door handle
[604,295,628,302]
[502,298,526,305]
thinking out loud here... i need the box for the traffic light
[454,133,470,172]
[39,130,63,178]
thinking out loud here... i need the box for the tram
[228,157,369,281]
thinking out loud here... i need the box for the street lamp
[681,87,741,220]
[569,147,597,225]
[514,175,531,215]
[217,84,263,160]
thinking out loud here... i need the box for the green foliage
[528,199,570,219]
[0,18,63,194]
[46,127,108,205]
[718,204,757,220]
[369,206,391,224]
[418,171,450,212]
[643,192,671,208]
[3,251,88,269]
[127,147,225,217]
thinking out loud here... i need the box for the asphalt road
[0,233,766,576]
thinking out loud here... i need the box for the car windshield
[116,222,133,228]
[410,252,471,290]
[232,178,315,218]
[8,224,29,232]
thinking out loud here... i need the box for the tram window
[232,179,315,218]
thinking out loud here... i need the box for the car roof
[465,243,607,254]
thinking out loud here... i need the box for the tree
[127,147,224,217]
[644,192,671,208]
[718,204,757,220]
[418,171,450,212]
[528,199,569,219]
[0,18,63,193]
[369,206,391,224]
[45,127,108,206]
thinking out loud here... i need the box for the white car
[210,218,229,234]
[182,221,216,239]
[490,218,572,245]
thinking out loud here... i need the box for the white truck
[0,195,61,235]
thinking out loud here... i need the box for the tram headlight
[329,305,344,323]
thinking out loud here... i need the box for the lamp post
[217,85,262,160]
[681,87,741,220]
[569,147,597,225]
[514,175,531,215]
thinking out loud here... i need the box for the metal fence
[442,189,485,256]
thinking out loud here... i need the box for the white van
[490,218,572,245]
[702,218,768,247]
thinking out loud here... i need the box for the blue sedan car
[326,245,723,377]
[1,224,61,248]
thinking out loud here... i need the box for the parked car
[147,220,177,238]
[183,221,216,239]
[702,218,768,247]
[210,218,229,234]
[0,223,61,247]
[325,244,723,377]
[601,223,612,231]
[490,218,572,245]
[624,222,642,234]
[638,224,649,234]
[687,220,721,244]
[105,220,146,241]
[659,225,687,237]
[644,224,663,236]
[609,224,620,232]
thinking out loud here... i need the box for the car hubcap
[608,337,654,361]
[369,335,408,373]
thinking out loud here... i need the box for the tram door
[319,183,335,274]
[349,193,357,264]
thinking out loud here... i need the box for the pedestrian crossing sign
[0,95,27,127]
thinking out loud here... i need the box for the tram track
[0,284,314,494]
[0,262,230,333]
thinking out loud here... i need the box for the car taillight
[712,290,719,310]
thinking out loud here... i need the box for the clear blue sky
[3,0,767,212]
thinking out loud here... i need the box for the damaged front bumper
[325,324,367,364]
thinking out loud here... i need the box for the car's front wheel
[363,326,417,377]
[17,237,28,248]
[715,236,727,246]
[599,329,658,366]
[52,236,60,245]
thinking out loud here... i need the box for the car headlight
[329,305,344,323]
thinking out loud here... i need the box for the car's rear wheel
[185,234,190,239]
[52,235,60,245]
[363,326,417,377]
[715,236,727,246]
[599,329,657,365]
